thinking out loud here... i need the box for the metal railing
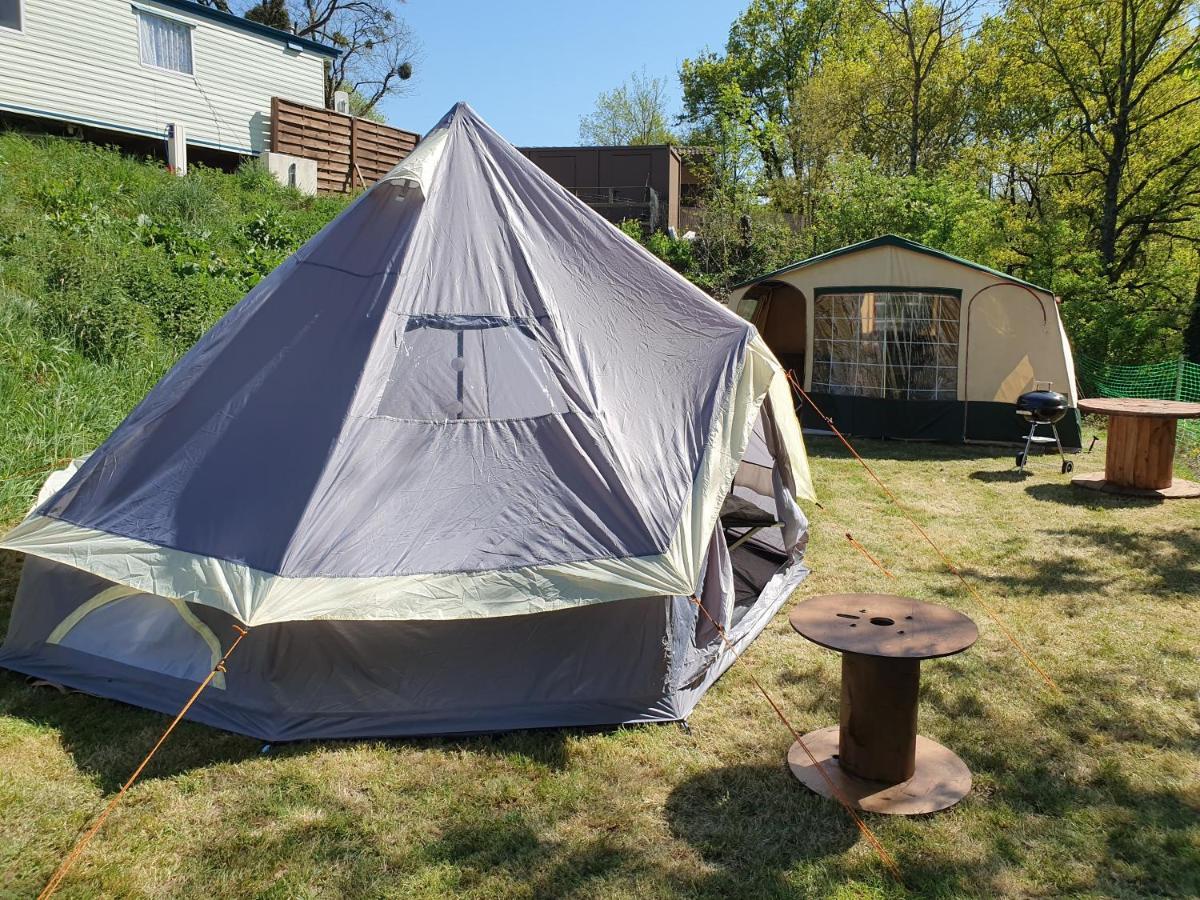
[564,185,662,232]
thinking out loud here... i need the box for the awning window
[811,290,960,400]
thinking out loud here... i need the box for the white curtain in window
[138,11,193,74]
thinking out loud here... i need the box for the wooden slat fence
[271,97,420,194]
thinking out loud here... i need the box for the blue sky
[377,1,739,145]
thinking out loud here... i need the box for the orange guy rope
[787,371,1060,694]
[845,532,895,579]
[688,596,902,882]
[38,625,250,900]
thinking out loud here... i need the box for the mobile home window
[136,8,194,75]
[0,0,22,31]
[811,289,960,400]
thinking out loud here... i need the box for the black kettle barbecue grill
[1014,382,1073,474]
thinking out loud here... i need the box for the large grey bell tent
[0,104,815,741]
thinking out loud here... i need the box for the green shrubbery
[0,133,346,363]
[0,131,349,521]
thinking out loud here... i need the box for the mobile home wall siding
[0,0,327,155]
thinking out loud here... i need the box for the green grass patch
[0,130,348,522]
[0,441,1196,898]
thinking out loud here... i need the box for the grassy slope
[0,131,347,524]
[0,136,1197,898]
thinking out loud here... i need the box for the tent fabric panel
[29,104,761,587]
[965,401,1083,448]
[800,393,1084,448]
[729,234,1051,294]
[964,285,1077,405]
[670,552,810,722]
[800,392,967,441]
[53,593,224,688]
[764,364,816,503]
[0,557,695,741]
[4,322,781,624]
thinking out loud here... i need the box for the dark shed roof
[731,234,1050,293]
[150,0,342,58]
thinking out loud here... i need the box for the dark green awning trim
[811,285,963,299]
[731,234,1050,294]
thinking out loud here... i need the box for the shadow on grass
[0,669,263,791]
[1024,482,1164,507]
[968,469,1030,483]
[0,665,584,793]
[803,435,1008,463]
[664,763,856,873]
[957,520,1199,598]
[424,816,633,896]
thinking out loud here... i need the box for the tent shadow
[664,763,858,876]
[0,670,263,792]
[1024,482,1164,507]
[803,435,1012,463]
[968,468,1030,483]
[414,727,574,772]
[422,817,633,895]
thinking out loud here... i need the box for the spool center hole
[869,616,895,626]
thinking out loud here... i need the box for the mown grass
[0,132,1197,898]
[1,437,1196,899]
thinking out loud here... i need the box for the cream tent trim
[3,337,811,626]
[381,125,449,193]
[46,584,227,689]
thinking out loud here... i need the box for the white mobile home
[0,0,338,161]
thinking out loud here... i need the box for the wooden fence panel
[271,97,420,194]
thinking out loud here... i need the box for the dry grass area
[0,436,1197,898]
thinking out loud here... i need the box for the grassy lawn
[0,436,1197,899]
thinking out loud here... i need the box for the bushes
[0,131,348,362]
[0,131,350,522]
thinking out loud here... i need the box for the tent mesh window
[811,290,960,400]
[375,315,569,422]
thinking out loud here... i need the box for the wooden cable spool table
[787,594,977,815]
[1072,398,1200,499]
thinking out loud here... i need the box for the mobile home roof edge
[146,0,342,58]
[730,234,1051,294]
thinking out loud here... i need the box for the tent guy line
[789,371,1062,695]
[844,532,896,579]
[687,594,903,882]
[37,625,250,900]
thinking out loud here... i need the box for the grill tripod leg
[1053,424,1074,474]
[1018,422,1037,472]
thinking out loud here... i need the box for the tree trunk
[1099,126,1128,283]
[1184,272,1200,363]
[909,80,921,176]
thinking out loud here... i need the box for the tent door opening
[737,282,807,386]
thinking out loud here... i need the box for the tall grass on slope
[0,131,350,523]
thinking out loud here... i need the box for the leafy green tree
[244,0,291,30]
[579,70,676,145]
[1011,0,1200,285]
[680,0,849,180]
[870,0,980,174]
